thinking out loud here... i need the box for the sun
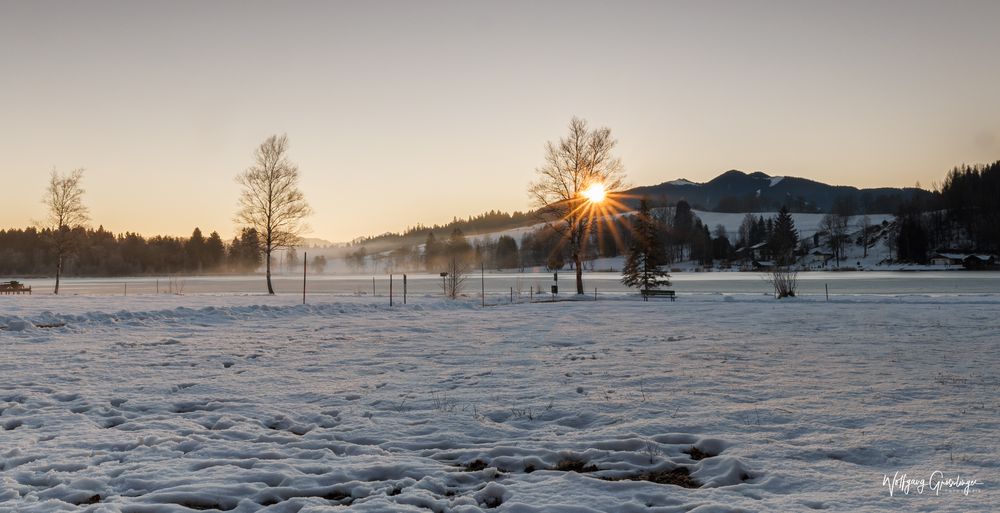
[582,182,607,203]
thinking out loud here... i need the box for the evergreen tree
[494,235,519,269]
[424,232,441,271]
[230,228,262,273]
[672,200,693,237]
[186,227,206,272]
[896,214,929,263]
[310,254,328,274]
[697,223,713,265]
[712,224,733,261]
[753,216,766,245]
[621,199,670,291]
[346,246,368,272]
[205,231,225,270]
[768,206,799,265]
[447,228,472,261]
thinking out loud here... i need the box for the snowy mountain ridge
[625,169,931,214]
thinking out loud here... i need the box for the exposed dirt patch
[482,495,503,508]
[71,495,101,505]
[684,446,717,460]
[34,323,67,329]
[609,467,701,488]
[463,459,488,472]
[553,458,598,473]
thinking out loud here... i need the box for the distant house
[931,252,969,265]
[930,252,998,268]
[962,254,997,269]
[735,241,768,261]
[805,249,834,267]
[930,253,964,266]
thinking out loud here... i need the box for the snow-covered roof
[932,252,997,261]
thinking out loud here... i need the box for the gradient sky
[2,0,998,242]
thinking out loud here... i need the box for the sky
[2,0,998,242]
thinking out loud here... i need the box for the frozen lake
[13,271,1000,297]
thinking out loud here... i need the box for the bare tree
[529,117,626,294]
[737,213,756,261]
[857,215,872,258]
[445,255,469,299]
[42,169,89,294]
[820,213,849,267]
[766,265,798,298]
[235,134,312,294]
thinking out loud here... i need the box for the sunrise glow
[582,183,607,204]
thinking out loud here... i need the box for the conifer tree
[769,206,799,265]
[423,232,441,271]
[621,198,670,291]
[205,231,225,269]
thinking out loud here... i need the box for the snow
[667,179,698,187]
[768,176,784,187]
[1,292,995,511]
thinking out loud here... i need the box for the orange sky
[2,1,998,241]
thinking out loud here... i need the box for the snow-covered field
[1,293,995,512]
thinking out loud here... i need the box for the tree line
[349,210,535,247]
[892,161,1000,263]
[0,226,267,277]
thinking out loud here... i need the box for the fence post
[390,274,393,307]
[403,274,407,305]
[303,251,307,305]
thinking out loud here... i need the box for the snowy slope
[690,210,893,242]
[1,294,995,511]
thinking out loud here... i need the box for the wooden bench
[0,281,31,295]
[641,289,675,301]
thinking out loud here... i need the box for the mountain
[625,170,932,214]
[346,170,931,246]
[298,237,340,248]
